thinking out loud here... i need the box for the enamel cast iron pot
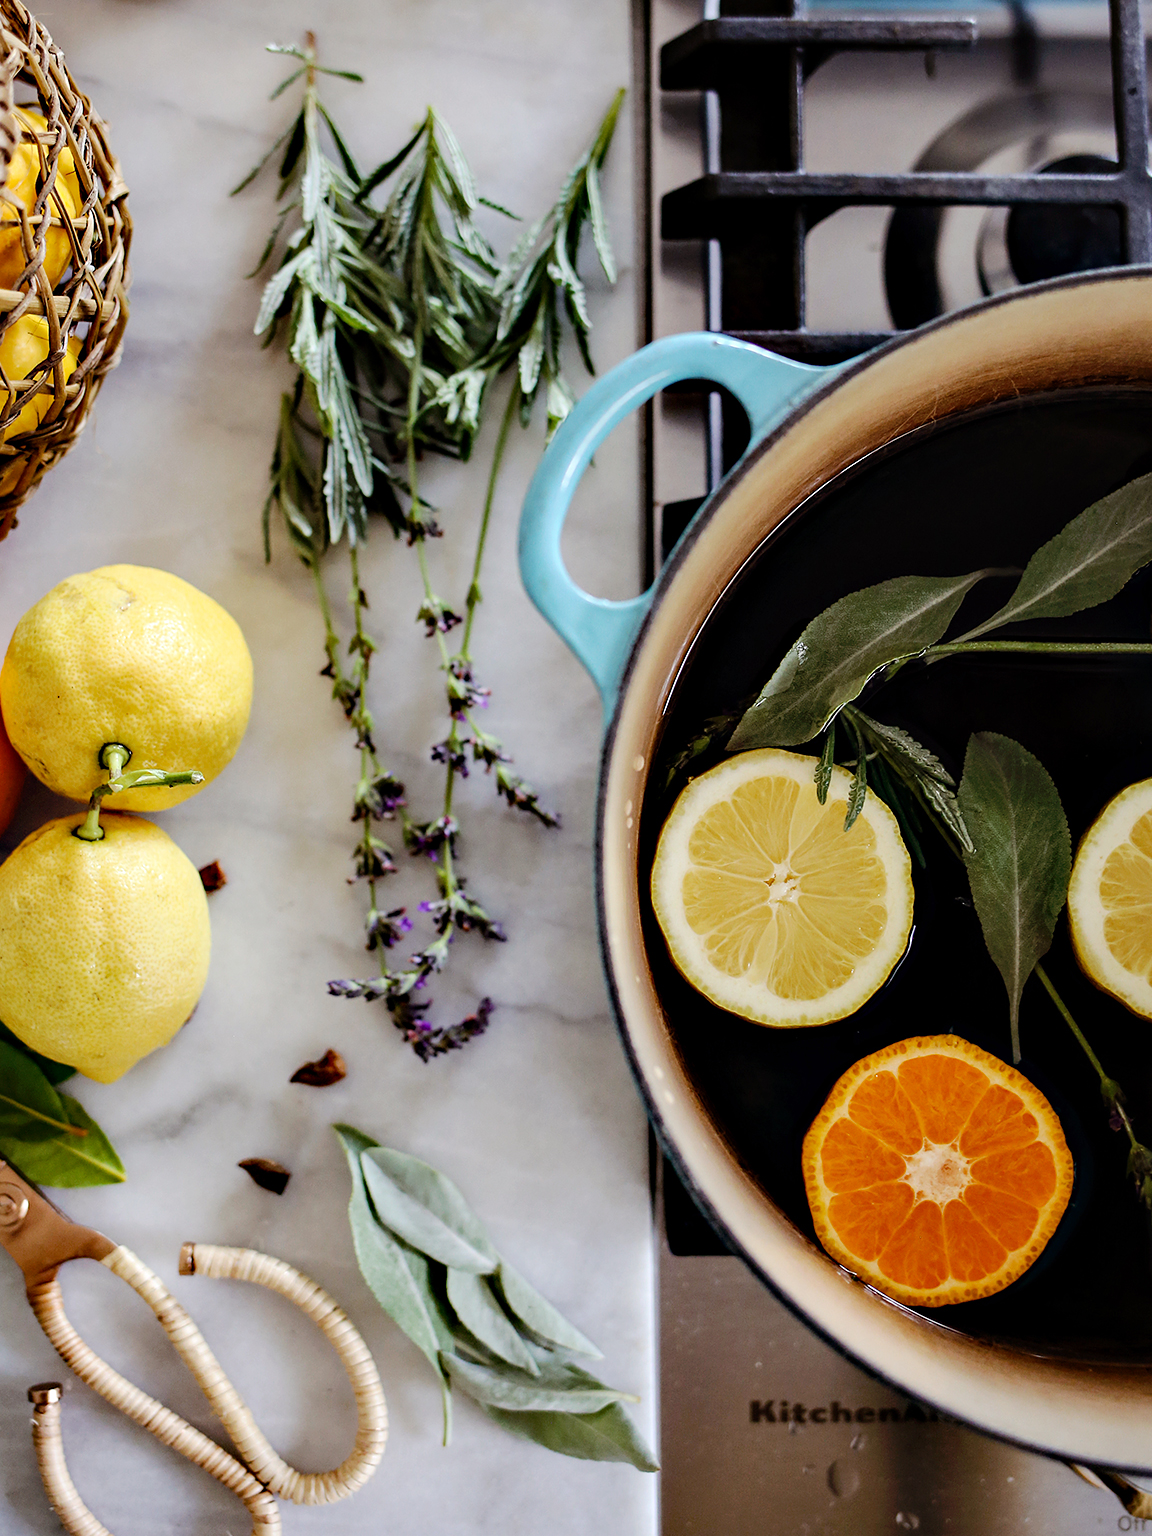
[518,268,1152,1473]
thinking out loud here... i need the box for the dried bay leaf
[729,571,990,751]
[446,1268,540,1375]
[496,1261,602,1358]
[443,1351,635,1414]
[481,1401,659,1470]
[334,1125,452,1437]
[360,1146,498,1273]
[957,733,1071,1063]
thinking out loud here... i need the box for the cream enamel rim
[650,749,913,1026]
[600,269,1152,1471]
[1069,777,1152,1020]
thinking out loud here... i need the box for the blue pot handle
[518,332,842,717]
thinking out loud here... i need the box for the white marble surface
[0,2,656,1532]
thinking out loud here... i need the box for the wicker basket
[0,0,130,540]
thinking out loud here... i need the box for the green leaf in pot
[957,733,1072,1064]
[0,1040,123,1187]
[955,469,1152,640]
[728,570,991,751]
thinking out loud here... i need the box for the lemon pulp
[651,748,913,1027]
[1068,778,1152,1018]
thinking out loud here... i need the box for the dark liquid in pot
[642,385,1152,1363]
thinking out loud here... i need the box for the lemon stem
[73,745,205,843]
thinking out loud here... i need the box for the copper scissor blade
[0,1158,115,1288]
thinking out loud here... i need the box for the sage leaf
[957,734,1071,1063]
[446,1268,541,1374]
[959,471,1152,639]
[0,1022,74,1085]
[482,1402,659,1471]
[497,1261,602,1358]
[334,1126,452,1436]
[728,571,990,750]
[360,1147,498,1273]
[852,711,973,854]
[0,1041,123,1187]
[443,1351,636,1414]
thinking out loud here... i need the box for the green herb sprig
[335,1124,658,1468]
[719,472,1152,1208]
[240,39,623,1058]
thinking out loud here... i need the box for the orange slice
[803,1035,1073,1307]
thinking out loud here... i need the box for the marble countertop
[0,1,656,1531]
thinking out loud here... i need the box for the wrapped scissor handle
[25,1241,387,1536]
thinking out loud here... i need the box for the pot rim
[597,264,1152,1471]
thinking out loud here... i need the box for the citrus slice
[803,1035,1073,1307]
[1067,778,1152,1019]
[651,748,913,1026]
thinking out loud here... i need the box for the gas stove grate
[660,0,1152,362]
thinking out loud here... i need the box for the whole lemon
[0,565,253,810]
[0,811,211,1083]
[0,108,84,292]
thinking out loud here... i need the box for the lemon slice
[651,748,914,1027]
[1068,778,1152,1018]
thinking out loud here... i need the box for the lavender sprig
[244,42,621,1058]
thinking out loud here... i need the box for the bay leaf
[360,1148,497,1274]
[728,571,990,751]
[957,734,1071,1063]
[334,1126,452,1437]
[497,1261,602,1358]
[446,1268,540,1375]
[0,1022,74,1085]
[959,470,1152,639]
[481,1402,659,1470]
[0,1041,123,1187]
[443,1351,636,1414]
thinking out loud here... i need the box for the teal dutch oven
[519,268,1152,1475]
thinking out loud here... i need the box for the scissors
[0,1157,387,1535]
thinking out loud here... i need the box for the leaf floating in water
[290,1047,347,1086]
[956,469,1152,639]
[728,570,991,751]
[239,1157,291,1195]
[957,732,1071,1063]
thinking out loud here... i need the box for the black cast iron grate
[657,0,1152,504]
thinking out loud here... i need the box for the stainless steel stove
[640,0,1152,1527]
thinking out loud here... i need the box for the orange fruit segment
[803,1036,1073,1306]
[651,749,913,1026]
[1067,778,1152,1019]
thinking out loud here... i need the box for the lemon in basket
[651,748,913,1026]
[1068,778,1152,1018]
